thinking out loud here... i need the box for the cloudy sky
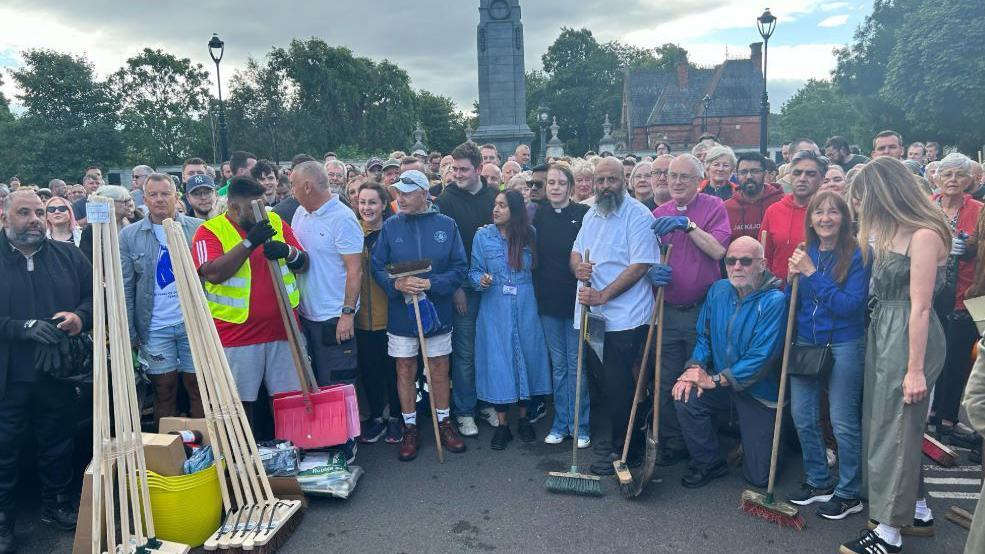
[0,0,870,115]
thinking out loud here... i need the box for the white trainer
[544,432,565,445]
[478,406,499,427]
[457,416,478,437]
[577,436,591,449]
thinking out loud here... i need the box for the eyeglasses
[667,172,696,182]
[938,170,970,180]
[724,256,763,267]
[528,180,544,190]
[46,205,69,214]
[651,169,669,178]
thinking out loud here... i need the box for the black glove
[35,341,67,377]
[245,220,276,249]
[15,319,63,345]
[263,241,291,260]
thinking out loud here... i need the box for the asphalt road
[18,414,977,553]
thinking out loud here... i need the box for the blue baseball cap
[186,174,215,193]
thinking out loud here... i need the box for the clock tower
[472,0,534,157]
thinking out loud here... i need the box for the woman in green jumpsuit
[840,158,952,554]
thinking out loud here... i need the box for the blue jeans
[140,322,195,375]
[540,315,589,438]
[452,289,481,416]
[790,337,865,499]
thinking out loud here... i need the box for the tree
[778,80,866,146]
[110,48,213,166]
[881,0,985,150]
[414,90,466,154]
[2,49,122,183]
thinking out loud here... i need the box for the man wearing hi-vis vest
[192,176,309,418]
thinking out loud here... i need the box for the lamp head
[757,8,776,41]
[208,33,225,64]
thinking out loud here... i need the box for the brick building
[621,43,766,154]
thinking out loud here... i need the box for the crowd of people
[2,128,985,554]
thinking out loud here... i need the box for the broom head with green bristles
[545,467,602,497]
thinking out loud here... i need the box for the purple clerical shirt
[651,193,732,306]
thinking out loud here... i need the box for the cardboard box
[158,417,212,446]
[142,433,187,476]
[965,295,985,335]
[72,462,101,554]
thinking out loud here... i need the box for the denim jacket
[120,214,203,345]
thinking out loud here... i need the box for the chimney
[676,60,688,90]
[750,42,763,74]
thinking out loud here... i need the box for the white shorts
[387,332,452,358]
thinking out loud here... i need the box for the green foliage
[415,90,467,154]
[788,0,984,153]
[881,0,985,151]
[778,80,866,146]
[2,49,123,183]
[109,48,212,167]
[531,29,690,156]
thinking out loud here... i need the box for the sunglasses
[399,176,426,190]
[46,205,69,213]
[724,256,762,267]
[528,180,544,190]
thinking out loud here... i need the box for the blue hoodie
[686,273,787,405]
[790,244,870,345]
[371,208,467,338]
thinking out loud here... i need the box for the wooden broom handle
[251,201,317,394]
[767,274,799,495]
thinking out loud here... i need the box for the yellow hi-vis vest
[201,211,300,324]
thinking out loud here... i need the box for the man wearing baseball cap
[184,174,222,220]
[365,157,384,181]
[382,159,401,187]
[371,169,468,460]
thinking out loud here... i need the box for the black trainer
[680,462,727,488]
[839,529,901,554]
[817,495,864,520]
[591,452,641,476]
[655,447,690,467]
[788,483,834,506]
[526,399,547,424]
[41,502,77,531]
[517,420,535,443]
[490,426,513,450]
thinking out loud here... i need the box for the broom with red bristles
[739,274,805,530]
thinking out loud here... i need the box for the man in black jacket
[0,190,93,552]
[434,142,498,436]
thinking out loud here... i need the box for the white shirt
[150,224,183,329]
[572,194,659,332]
[291,196,364,321]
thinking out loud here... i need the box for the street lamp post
[757,8,776,157]
[269,110,280,166]
[701,94,712,134]
[208,33,230,164]
[537,102,549,164]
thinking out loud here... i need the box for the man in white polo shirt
[289,161,364,386]
[570,157,659,476]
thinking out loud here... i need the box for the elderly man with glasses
[761,150,827,282]
[672,236,786,489]
[649,153,732,467]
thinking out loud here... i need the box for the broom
[739,274,805,530]
[546,250,602,497]
[614,244,672,496]
[386,259,445,463]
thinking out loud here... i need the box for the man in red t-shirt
[761,150,825,282]
[192,176,309,413]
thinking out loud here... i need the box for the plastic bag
[295,451,363,499]
[183,445,214,475]
[257,440,301,477]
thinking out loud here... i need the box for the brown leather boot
[149,371,179,428]
[398,424,419,461]
[181,373,205,418]
[438,418,466,453]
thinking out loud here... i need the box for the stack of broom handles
[89,195,175,553]
[163,219,299,550]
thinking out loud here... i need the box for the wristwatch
[711,373,721,387]
[684,219,697,234]
[341,306,356,315]
[24,319,37,329]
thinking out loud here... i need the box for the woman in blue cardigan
[785,190,872,521]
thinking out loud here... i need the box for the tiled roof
[626,58,763,129]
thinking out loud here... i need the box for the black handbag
[789,342,834,378]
